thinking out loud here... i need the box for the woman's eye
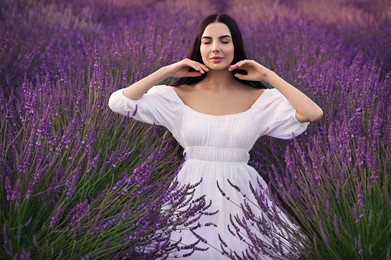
[222,41,229,44]
[203,42,211,44]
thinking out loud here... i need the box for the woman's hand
[228,60,270,81]
[230,60,323,122]
[121,59,208,100]
[164,58,209,78]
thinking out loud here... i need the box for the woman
[109,13,323,259]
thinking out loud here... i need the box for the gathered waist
[184,146,249,163]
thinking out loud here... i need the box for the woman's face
[200,22,234,70]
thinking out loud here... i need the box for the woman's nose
[212,43,220,52]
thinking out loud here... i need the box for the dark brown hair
[172,13,266,89]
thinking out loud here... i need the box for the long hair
[172,13,266,89]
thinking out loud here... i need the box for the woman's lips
[210,57,223,63]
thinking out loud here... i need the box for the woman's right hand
[120,59,208,100]
[164,58,209,78]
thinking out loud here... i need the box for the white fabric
[109,85,309,259]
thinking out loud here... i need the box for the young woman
[109,13,323,259]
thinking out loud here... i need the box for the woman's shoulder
[172,83,194,90]
[147,84,176,95]
[234,83,267,103]
[170,84,195,97]
[248,85,266,96]
[146,85,185,106]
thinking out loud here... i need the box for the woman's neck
[196,69,238,91]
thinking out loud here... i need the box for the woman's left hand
[228,60,270,81]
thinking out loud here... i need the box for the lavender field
[1,0,390,259]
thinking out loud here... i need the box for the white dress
[108,85,309,259]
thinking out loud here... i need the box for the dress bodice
[108,85,309,159]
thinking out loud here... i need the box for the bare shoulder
[237,83,266,99]
[171,84,194,95]
[250,87,266,96]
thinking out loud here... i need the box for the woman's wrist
[158,66,171,79]
[261,69,275,83]
[159,65,177,79]
[122,67,171,99]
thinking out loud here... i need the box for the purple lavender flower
[50,204,63,228]
[357,234,363,255]
[68,200,89,232]
[357,182,364,208]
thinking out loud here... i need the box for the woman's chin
[205,63,230,71]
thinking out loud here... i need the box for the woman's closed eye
[202,41,230,44]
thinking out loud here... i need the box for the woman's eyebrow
[201,35,232,40]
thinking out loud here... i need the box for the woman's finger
[187,62,204,74]
[233,73,247,80]
[198,63,209,72]
[229,60,249,71]
[186,71,202,77]
[180,59,209,75]
[192,62,209,74]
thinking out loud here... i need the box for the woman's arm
[122,59,209,100]
[262,71,323,122]
[229,60,323,122]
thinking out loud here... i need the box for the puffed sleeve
[255,89,309,139]
[108,85,181,130]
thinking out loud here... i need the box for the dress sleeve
[108,85,181,130]
[255,89,309,139]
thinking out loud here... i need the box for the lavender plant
[0,1,209,258]
[264,58,391,259]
